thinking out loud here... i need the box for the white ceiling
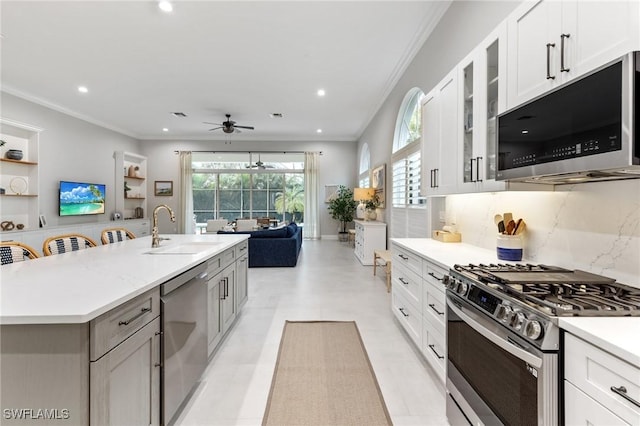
[1,1,450,142]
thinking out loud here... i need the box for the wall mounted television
[59,181,106,216]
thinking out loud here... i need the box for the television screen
[59,181,106,216]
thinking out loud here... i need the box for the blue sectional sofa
[218,223,303,267]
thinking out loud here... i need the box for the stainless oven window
[448,309,538,425]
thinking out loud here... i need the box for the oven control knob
[525,320,543,340]
[496,304,512,321]
[442,275,450,286]
[456,281,468,296]
[448,279,458,291]
[510,312,526,330]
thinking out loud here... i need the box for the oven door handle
[448,298,543,368]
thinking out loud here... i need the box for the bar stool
[43,233,97,256]
[0,241,40,265]
[101,227,136,244]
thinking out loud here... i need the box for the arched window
[391,88,427,238]
[393,88,423,153]
[358,143,370,188]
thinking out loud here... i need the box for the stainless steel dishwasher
[161,262,208,425]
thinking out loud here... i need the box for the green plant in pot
[327,185,357,242]
[364,192,380,220]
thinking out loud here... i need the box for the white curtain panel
[303,151,320,239]
[179,151,194,234]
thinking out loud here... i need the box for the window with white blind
[391,88,427,238]
[359,143,371,188]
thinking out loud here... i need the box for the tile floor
[175,239,448,426]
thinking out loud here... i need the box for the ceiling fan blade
[208,126,223,131]
[203,121,221,125]
[234,125,254,130]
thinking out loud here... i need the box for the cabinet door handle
[118,307,151,326]
[546,43,556,80]
[399,277,409,285]
[220,278,225,300]
[428,271,445,282]
[398,307,409,317]
[434,169,439,188]
[610,385,640,408]
[430,169,435,188]
[470,158,476,183]
[476,157,483,182]
[428,344,445,359]
[429,303,445,316]
[560,33,570,72]
[398,254,409,260]
[225,277,229,298]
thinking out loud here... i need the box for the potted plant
[364,192,380,221]
[327,185,357,242]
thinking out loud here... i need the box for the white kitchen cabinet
[90,317,160,426]
[421,69,459,196]
[564,333,640,425]
[114,151,147,220]
[507,0,639,109]
[354,220,387,265]
[458,24,508,193]
[391,242,448,383]
[0,118,42,230]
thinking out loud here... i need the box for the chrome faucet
[151,204,176,248]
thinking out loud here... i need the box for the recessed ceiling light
[521,130,529,134]
[317,89,326,97]
[158,1,173,13]
[162,128,169,132]
[78,86,88,93]
[316,129,323,133]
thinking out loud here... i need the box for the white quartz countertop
[391,238,640,367]
[390,238,504,270]
[0,234,249,325]
[559,317,640,367]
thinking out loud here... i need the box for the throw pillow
[286,222,298,237]
[250,227,288,238]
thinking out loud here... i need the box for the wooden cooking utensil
[506,220,516,235]
[514,219,526,235]
[498,220,505,234]
[503,212,513,226]
[513,218,523,235]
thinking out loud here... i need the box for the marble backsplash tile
[445,179,640,287]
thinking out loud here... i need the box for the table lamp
[353,187,375,220]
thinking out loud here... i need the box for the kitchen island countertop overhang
[0,234,250,325]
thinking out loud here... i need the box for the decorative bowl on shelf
[5,149,24,160]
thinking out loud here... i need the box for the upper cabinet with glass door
[457,24,508,193]
[507,0,639,109]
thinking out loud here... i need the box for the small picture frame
[39,214,47,228]
[154,180,173,196]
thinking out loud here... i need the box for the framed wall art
[154,180,173,196]
[324,184,340,203]
[371,164,385,208]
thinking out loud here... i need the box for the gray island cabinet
[0,234,249,425]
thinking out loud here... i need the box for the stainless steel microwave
[497,51,639,184]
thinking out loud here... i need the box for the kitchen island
[0,234,249,425]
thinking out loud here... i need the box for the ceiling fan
[246,154,274,169]
[204,114,254,134]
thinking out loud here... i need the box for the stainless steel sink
[144,242,223,255]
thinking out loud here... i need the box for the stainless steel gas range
[444,263,640,426]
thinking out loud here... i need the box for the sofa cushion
[249,227,288,238]
[286,222,298,237]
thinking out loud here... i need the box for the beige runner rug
[263,320,392,426]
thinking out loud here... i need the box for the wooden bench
[373,249,392,293]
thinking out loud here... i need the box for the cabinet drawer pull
[154,363,162,368]
[399,277,409,285]
[611,385,640,408]
[429,303,445,316]
[428,344,444,359]
[398,254,409,260]
[546,43,556,80]
[398,307,409,317]
[560,33,570,72]
[428,272,445,282]
[476,156,483,182]
[470,158,476,183]
[118,307,151,326]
